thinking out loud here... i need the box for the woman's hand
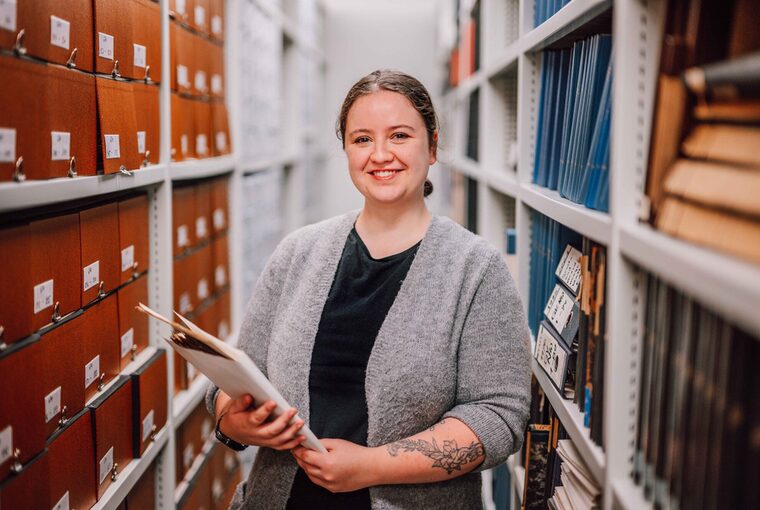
[217,394,307,451]
[291,439,378,493]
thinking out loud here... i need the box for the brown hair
[336,69,438,197]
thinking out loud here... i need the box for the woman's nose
[370,141,393,163]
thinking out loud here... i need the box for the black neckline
[350,227,422,263]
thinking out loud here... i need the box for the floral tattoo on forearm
[386,437,485,475]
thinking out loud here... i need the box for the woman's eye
[391,132,409,140]
[354,136,370,144]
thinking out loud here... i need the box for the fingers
[227,394,253,413]
[273,434,307,451]
[260,408,299,439]
[248,400,277,426]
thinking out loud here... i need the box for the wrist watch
[215,415,248,452]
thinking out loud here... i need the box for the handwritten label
[137,130,146,155]
[142,409,154,442]
[195,70,207,92]
[535,324,569,391]
[104,134,120,159]
[213,208,225,230]
[85,355,100,389]
[0,0,17,32]
[50,15,70,49]
[83,260,100,291]
[215,265,226,287]
[181,134,189,155]
[544,284,575,336]
[0,127,16,162]
[196,134,208,156]
[215,131,227,152]
[98,32,114,60]
[99,446,114,485]
[44,386,62,423]
[183,443,194,469]
[196,216,208,238]
[52,491,70,510]
[197,278,209,300]
[555,245,582,295]
[212,15,222,35]
[194,5,206,27]
[177,224,189,247]
[177,64,189,88]
[179,292,191,314]
[133,43,146,68]
[51,131,71,161]
[121,244,135,272]
[121,328,134,358]
[34,279,54,314]
[211,74,222,95]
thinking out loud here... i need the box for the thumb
[228,394,253,413]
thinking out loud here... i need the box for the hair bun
[424,179,434,197]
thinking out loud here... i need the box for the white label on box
[196,134,208,156]
[85,355,100,389]
[212,15,222,35]
[52,491,70,510]
[99,446,114,485]
[0,426,11,465]
[179,292,191,314]
[195,70,207,92]
[213,208,225,230]
[177,65,189,88]
[535,324,568,391]
[201,418,212,439]
[555,245,582,295]
[120,328,134,358]
[104,134,120,159]
[142,409,154,442]
[544,285,575,335]
[215,131,227,152]
[0,0,17,32]
[211,74,222,95]
[197,278,209,300]
[34,279,54,314]
[44,386,62,423]
[180,134,189,155]
[0,127,16,162]
[183,443,194,469]
[218,320,229,341]
[51,131,71,161]
[50,15,70,50]
[98,32,114,60]
[133,43,146,68]
[176,0,186,15]
[177,224,189,247]
[83,260,100,291]
[194,5,206,27]
[215,265,226,287]
[121,244,135,272]
[196,216,208,238]
[137,130,146,155]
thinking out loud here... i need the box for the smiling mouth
[369,169,403,179]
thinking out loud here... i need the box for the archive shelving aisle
[439,0,760,509]
[0,0,326,508]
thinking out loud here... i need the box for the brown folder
[0,0,94,71]
[195,100,213,159]
[171,93,197,161]
[0,338,47,481]
[117,275,150,371]
[681,124,760,167]
[94,0,134,77]
[131,0,162,82]
[211,234,229,295]
[212,102,231,156]
[133,81,161,167]
[47,409,97,510]
[173,185,197,255]
[88,376,133,499]
[29,213,82,330]
[80,202,121,304]
[126,459,156,509]
[81,294,121,402]
[96,77,140,173]
[192,0,211,36]
[209,43,224,99]
[40,311,87,440]
[0,451,50,509]
[210,177,229,233]
[209,0,225,43]
[0,223,33,346]
[195,182,212,245]
[117,194,150,285]
[131,349,168,457]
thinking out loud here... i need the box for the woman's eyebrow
[348,125,417,137]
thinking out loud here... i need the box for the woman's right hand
[216,393,307,451]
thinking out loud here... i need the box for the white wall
[319,0,446,219]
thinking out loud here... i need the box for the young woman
[206,69,531,509]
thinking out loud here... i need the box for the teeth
[374,171,395,177]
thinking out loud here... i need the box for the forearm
[367,418,484,486]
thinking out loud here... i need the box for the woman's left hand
[291,439,378,493]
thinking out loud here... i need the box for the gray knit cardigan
[205,210,531,509]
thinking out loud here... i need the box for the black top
[286,227,421,510]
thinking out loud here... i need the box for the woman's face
[344,90,436,207]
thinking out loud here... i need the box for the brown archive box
[131,0,162,82]
[96,77,141,173]
[117,275,150,370]
[133,81,161,166]
[170,21,196,95]
[29,212,82,330]
[174,349,188,395]
[0,0,95,71]
[193,35,212,97]
[209,43,224,99]
[94,0,134,77]
[194,243,213,310]
[126,458,156,508]
[209,0,225,43]
[0,451,50,510]
[39,310,87,440]
[88,375,133,499]
[81,294,121,402]
[210,177,228,233]
[171,93,197,161]
[195,181,212,245]
[170,0,195,25]
[191,0,211,36]
[194,100,213,159]
[80,202,121,304]
[215,290,231,341]
[0,223,33,346]
[178,449,213,510]
[210,443,242,510]
[173,185,197,255]
[118,194,150,285]
[174,253,200,316]
[212,102,231,156]
[47,408,97,510]
[211,234,229,295]
[176,402,214,484]
[193,298,217,344]
[0,337,47,482]
[131,349,167,457]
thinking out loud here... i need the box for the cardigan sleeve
[204,234,296,417]
[442,252,532,471]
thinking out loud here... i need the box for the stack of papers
[549,440,601,510]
